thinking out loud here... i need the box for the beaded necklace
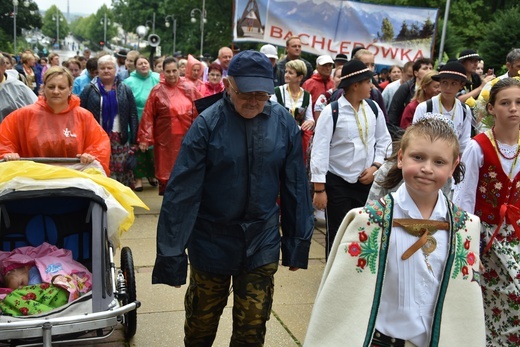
[488,128,520,179]
[351,102,368,150]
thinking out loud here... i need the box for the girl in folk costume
[454,77,520,346]
[306,118,486,347]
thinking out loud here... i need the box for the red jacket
[302,73,334,111]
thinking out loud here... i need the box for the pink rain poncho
[138,79,202,185]
[0,95,111,174]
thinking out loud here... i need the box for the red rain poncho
[185,54,204,91]
[138,79,202,184]
[0,95,111,174]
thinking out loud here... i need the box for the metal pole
[437,0,451,64]
[173,18,176,56]
[103,13,107,47]
[56,9,60,50]
[152,12,155,34]
[200,0,205,57]
[13,1,17,56]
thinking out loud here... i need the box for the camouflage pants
[184,262,279,347]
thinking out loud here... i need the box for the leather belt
[372,329,405,347]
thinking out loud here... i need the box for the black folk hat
[432,61,471,85]
[338,60,373,91]
[458,49,481,62]
[115,49,128,58]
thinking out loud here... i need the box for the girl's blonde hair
[379,117,463,189]
[412,70,438,102]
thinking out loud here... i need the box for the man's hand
[359,166,377,185]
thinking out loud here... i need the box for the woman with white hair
[79,55,139,188]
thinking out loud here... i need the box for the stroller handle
[0,157,81,163]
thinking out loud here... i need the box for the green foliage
[379,18,394,42]
[479,6,520,72]
[0,0,42,54]
[110,0,232,59]
[41,5,69,44]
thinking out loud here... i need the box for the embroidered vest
[474,133,520,224]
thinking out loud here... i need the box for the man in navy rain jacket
[152,50,314,346]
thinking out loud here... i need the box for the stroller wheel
[121,246,137,339]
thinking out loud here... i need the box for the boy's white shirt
[412,94,472,153]
[375,184,448,346]
[310,96,392,183]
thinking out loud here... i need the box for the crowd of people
[1,37,520,347]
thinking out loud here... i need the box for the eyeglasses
[228,83,271,101]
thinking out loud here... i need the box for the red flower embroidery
[461,266,468,276]
[359,231,368,242]
[19,307,29,316]
[508,334,520,343]
[40,283,50,290]
[467,252,476,265]
[22,292,36,300]
[492,307,502,316]
[357,258,367,269]
[464,239,470,250]
[348,243,361,257]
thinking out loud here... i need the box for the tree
[0,0,42,53]
[420,17,434,39]
[88,5,118,49]
[111,0,232,59]
[479,6,520,74]
[379,17,394,42]
[41,5,69,44]
[395,21,409,41]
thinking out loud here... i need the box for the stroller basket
[0,187,139,345]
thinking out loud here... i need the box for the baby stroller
[0,159,144,346]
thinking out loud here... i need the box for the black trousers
[325,172,371,258]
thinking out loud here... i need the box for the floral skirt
[109,132,134,188]
[481,222,520,346]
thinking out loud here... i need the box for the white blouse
[375,185,449,346]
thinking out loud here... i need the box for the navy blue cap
[227,50,274,94]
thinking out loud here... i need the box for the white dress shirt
[310,96,391,184]
[375,185,449,347]
[412,94,472,153]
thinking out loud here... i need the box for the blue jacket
[152,93,314,286]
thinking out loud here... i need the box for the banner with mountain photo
[234,0,439,65]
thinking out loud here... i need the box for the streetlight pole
[12,0,30,56]
[52,9,63,50]
[165,15,176,56]
[146,13,156,35]
[100,13,111,48]
[190,0,207,58]
[13,0,18,56]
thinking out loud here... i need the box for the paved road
[40,182,327,346]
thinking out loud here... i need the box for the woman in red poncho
[138,57,202,195]
[0,66,111,175]
[184,54,204,92]
[199,63,225,97]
